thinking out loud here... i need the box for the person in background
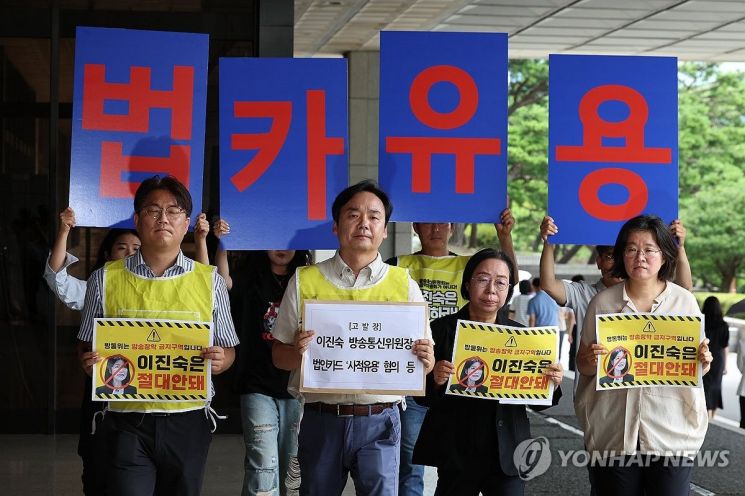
[575,214,711,495]
[206,216,311,496]
[527,277,560,330]
[44,207,141,495]
[508,279,534,326]
[736,327,745,429]
[558,306,575,365]
[45,207,140,311]
[567,275,584,371]
[385,211,517,496]
[702,296,730,419]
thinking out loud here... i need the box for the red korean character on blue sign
[548,55,678,245]
[379,31,508,222]
[69,27,208,227]
[219,58,348,250]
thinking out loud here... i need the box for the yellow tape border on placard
[460,322,556,335]
[597,315,701,323]
[448,390,550,399]
[97,319,210,330]
[95,393,208,400]
[599,379,697,388]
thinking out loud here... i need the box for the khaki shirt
[272,252,432,404]
[574,281,707,457]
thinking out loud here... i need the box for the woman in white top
[575,214,713,496]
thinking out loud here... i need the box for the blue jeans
[240,393,301,496]
[298,404,401,496]
[399,396,428,496]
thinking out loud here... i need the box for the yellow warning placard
[92,318,212,401]
[595,313,703,390]
[446,319,559,405]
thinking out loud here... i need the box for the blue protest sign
[69,27,208,227]
[379,31,508,222]
[219,58,348,250]
[549,54,678,245]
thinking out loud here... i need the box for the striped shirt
[77,250,238,347]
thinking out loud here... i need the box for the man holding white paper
[272,180,435,496]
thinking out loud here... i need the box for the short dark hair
[92,228,139,273]
[518,279,531,295]
[571,274,585,283]
[611,215,677,281]
[702,296,724,325]
[133,175,193,217]
[461,248,515,303]
[331,180,393,225]
[595,245,614,257]
[532,277,540,289]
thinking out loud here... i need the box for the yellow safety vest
[297,264,409,319]
[103,258,214,413]
[397,254,468,320]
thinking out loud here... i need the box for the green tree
[678,63,745,291]
[461,60,745,291]
[684,182,745,291]
[458,59,551,252]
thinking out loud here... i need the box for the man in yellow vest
[272,180,435,496]
[386,213,517,496]
[77,175,239,496]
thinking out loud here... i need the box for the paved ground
[3,370,745,495]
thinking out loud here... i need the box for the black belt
[304,402,396,417]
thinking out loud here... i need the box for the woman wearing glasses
[576,214,712,495]
[413,248,563,495]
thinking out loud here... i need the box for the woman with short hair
[576,214,713,495]
[413,248,563,495]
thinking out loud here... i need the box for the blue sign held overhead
[548,54,678,245]
[219,58,348,250]
[379,31,508,223]
[69,27,208,227]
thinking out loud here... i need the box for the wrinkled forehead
[474,258,510,278]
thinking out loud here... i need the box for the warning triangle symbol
[505,336,517,347]
[147,329,162,342]
[642,322,657,333]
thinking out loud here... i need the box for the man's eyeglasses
[623,247,662,258]
[471,276,510,291]
[142,206,186,221]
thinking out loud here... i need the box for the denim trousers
[240,393,301,496]
[298,405,401,496]
[399,396,428,496]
